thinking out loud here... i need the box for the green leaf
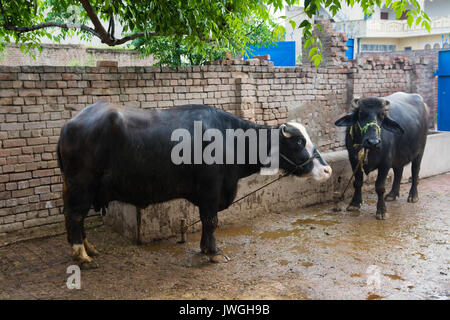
[415,16,422,26]
[308,46,317,58]
[407,15,414,28]
[289,20,296,31]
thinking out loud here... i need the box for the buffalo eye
[298,136,306,148]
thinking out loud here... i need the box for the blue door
[436,50,450,131]
[345,39,354,60]
[245,41,296,67]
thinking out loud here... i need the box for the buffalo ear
[382,99,391,111]
[335,113,356,127]
[280,124,292,138]
[351,98,360,110]
[382,117,404,135]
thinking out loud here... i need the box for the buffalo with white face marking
[335,92,429,220]
[57,102,332,268]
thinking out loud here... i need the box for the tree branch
[0,0,176,46]
[107,8,115,40]
[77,0,111,42]
[3,21,100,38]
[77,0,152,45]
[0,0,158,46]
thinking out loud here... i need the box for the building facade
[334,0,450,58]
[286,0,450,61]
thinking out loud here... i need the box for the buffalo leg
[385,167,404,201]
[347,157,363,211]
[81,219,100,257]
[408,153,423,203]
[64,188,98,269]
[199,205,229,263]
[375,167,390,220]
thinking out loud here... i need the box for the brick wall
[359,50,439,128]
[0,20,437,241]
[0,44,155,67]
[351,56,412,98]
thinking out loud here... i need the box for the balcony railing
[334,16,450,38]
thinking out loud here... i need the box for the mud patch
[366,293,383,300]
[291,218,340,227]
[384,274,405,281]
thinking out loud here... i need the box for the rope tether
[177,149,321,243]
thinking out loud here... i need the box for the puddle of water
[216,225,254,238]
[415,252,426,260]
[278,260,289,266]
[300,261,314,267]
[291,218,340,227]
[384,274,405,281]
[184,253,214,269]
[291,244,309,254]
[143,242,185,257]
[258,228,301,240]
[348,211,361,217]
[221,245,242,257]
[366,293,383,300]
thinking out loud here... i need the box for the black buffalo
[58,101,332,268]
[335,92,429,220]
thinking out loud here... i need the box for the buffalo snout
[363,138,381,149]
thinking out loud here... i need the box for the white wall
[424,0,450,18]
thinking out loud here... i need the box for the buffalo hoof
[79,260,99,270]
[407,196,419,203]
[208,253,230,263]
[72,244,98,269]
[346,204,361,212]
[384,194,398,202]
[376,212,387,220]
[83,239,100,257]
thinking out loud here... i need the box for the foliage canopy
[0,0,431,66]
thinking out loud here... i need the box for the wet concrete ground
[0,174,449,300]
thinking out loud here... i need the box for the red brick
[97,60,118,67]
[32,169,54,178]
[9,172,32,181]
[27,137,48,145]
[63,88,83,96]
[18,89,41,97]
[0,89,18,97]
[34,186,50,194]
[3,138,26,148]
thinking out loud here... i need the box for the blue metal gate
[244,41,296,67]
[436,50,450,131]
[345,39,354,60]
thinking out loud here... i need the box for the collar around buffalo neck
[279,147,320,172]
[350,121,381,139]
[349,121,382,150]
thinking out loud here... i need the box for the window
[404,47,412,51]
[433,43,441,49]
[424,44,431,50]
[380,12,389,20]
[361,44,397,52]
